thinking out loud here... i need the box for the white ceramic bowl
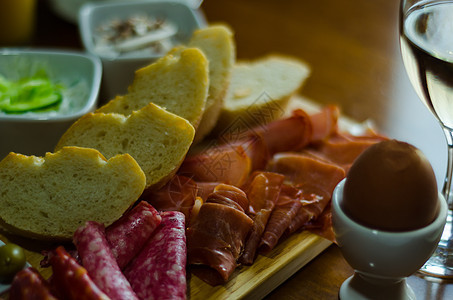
[0,48,102,159]
[332,178,447,278]
[78,0,206,100]
[49,0,203,23]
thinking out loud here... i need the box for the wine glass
[400,0,453,278]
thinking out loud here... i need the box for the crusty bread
[213,55,311,134]
[0,146,146,240]
[96,47,209,128]
[184,24,235,143]
[56,103,195,190]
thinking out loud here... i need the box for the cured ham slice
[218,108,312,158]
[196,181,222,200]
[239,172,284,265]
[105,201,161,269]
[187,184,253,286]
[267,153,345,235]
[280,182,333,235]
[141,175,198,222]
[179,144,252,186]
[308,130,388,172]
[73,221,138,300]
[304,204,336,242]
[49,246,110,300]
[245,109,313,155]
[180,109,313,187]
[259,184,303,253]
[208,183,249,211]
[124,211,187,300]
[308,105,339,142]
[267,153,345,192]
[10,267,58,300]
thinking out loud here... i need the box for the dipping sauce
[342,139,439,231]
[93,14,178,58]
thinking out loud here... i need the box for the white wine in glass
[400,0,453,278]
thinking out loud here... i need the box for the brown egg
[342,139,439,231]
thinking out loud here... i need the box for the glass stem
[442,127,453,210]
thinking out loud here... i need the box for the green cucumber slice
[0,73,64,114]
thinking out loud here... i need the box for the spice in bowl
[93,14,178,58]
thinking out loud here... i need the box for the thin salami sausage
[49,246,109,300]
[9,267,58,300]
[73,221,138,300]
[106,201,162,269]
[124,211,187,300]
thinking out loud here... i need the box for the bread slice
[183,24,236,143]
[0,146,146,240]
[97,47,209,128]
[213,55,311,134]
[56,103,195,190]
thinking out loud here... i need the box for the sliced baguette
[56,102,195,190]
[214,55,311,134]
[96,47,209,128]
[0,146,146,240]
[184,24,236,143]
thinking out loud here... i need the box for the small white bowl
[0,48,102,159]
[78,0,206,100]
[332,179,447,299]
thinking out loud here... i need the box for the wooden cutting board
[0,96,342,298]
[189,232,331,300]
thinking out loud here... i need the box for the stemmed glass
[400,0,453,278]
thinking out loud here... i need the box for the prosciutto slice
[179,144,252,186]
[259,184,304,253]
[308,105,339,143]
[124,211,187,300]
[141,175,198,222]
[286,187,330,234]
[187,184,253,286]
[246,109,313,155]
[308,130,388,172]
[239,172,284,265]
[196,181,222,200]
[267,153,345,235]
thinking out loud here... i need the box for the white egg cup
[332,179,448,300]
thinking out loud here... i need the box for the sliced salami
[9,267,58,300]
[73,221,138,300]
[124,211,187,300]
[106,201,162,269]
[49,246,109,300]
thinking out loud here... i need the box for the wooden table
[8,0,453,299]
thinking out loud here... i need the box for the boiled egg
[342,139,439,231]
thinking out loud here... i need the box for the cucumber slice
[0,93,62,113]
[0,74,64,113]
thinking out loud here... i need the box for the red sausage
[106,201,162,269]
[74,221,138,300]
[124,211,187,300]
[49,246,109,300]
[9,267,58,300]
